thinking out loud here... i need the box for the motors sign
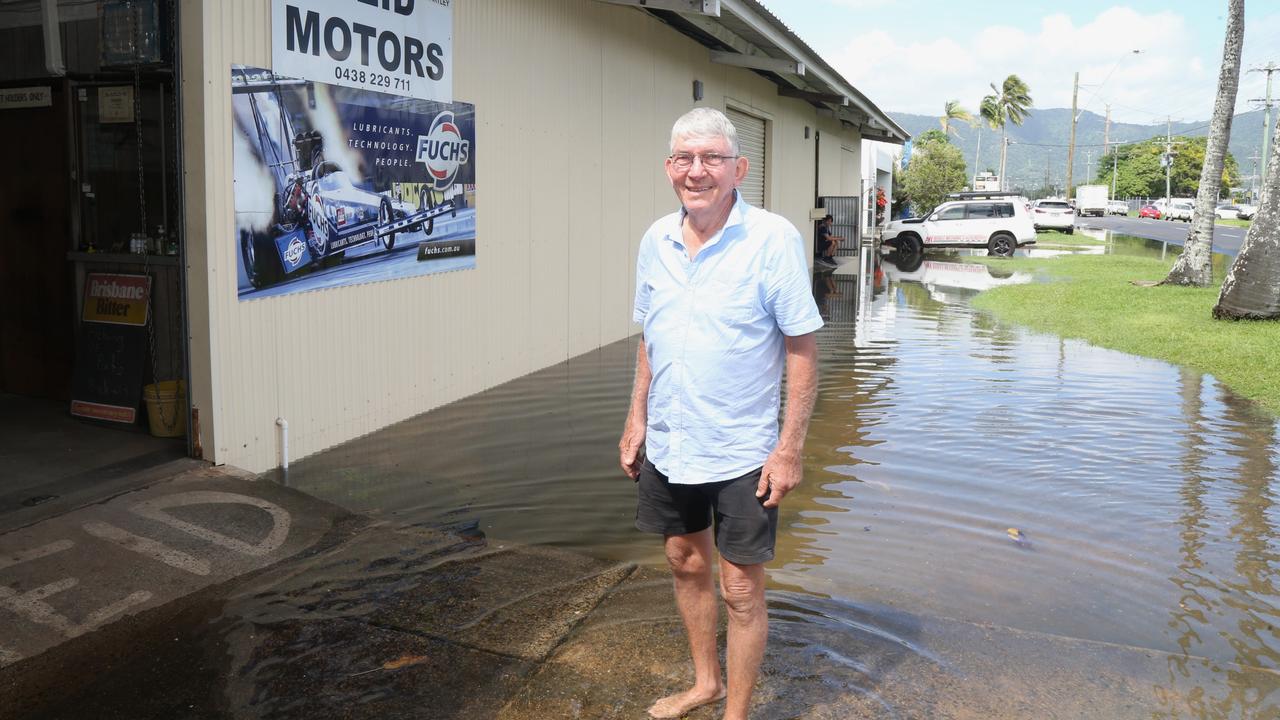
[272,0,452,103]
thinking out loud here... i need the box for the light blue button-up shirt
[634,193,824,485]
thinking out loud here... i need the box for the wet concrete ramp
[6,524,1278,718]
[499,567,1280,719]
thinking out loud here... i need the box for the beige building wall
[181,0,866,472]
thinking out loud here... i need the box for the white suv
[882,192,1037,257]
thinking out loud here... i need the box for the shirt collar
[662,190,749,249]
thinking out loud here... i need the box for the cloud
[821,4,1267,125]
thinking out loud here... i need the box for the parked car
[880,191,1036,257]
[1031,199,1074,233]
[1215,204,1242,220]
[1138,205,1162,219]
[1166,201,1194,222]
[1107,200,1129,216]
[1234,203,1257,220]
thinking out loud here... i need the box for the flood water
[286,231,1280,715]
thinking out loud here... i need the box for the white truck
[1074,185,1108,217]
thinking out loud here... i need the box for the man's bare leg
[720,557,767,720]
[649,529,727,719]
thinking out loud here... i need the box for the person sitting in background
[815,215,843,269]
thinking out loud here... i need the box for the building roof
[600,0,909,144]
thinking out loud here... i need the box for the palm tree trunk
[999,128,1008,191]
[1163,0,1243,287]
[1214,107,1280,318]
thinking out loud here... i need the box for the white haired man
[619,107,822,720]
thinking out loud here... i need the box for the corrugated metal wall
[182,0,866,472]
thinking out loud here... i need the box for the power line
[1012,122,1212,149]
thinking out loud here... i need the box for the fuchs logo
[416,111,470,190]
[284,236,306,268]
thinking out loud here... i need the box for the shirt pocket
[704,276,760,325]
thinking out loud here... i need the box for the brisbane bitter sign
[272,0,452,102]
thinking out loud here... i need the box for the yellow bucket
[143,380,187,438]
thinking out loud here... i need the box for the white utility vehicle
[1074,185,1109,217]
[881,191,1037,257]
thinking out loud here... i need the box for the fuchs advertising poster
[232,65,476,300]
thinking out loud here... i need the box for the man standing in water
[619,107,822,720]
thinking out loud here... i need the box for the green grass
[1216,218,1252,228]
[968,253,1280,416]
[1033,230,1105,247]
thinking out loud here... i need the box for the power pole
[1248,62,1278,179]
[1103,104,1111,154]
[1110,143,1120,200]
[1066,71,1079,199]
[1085,149,1094,181]
[1248,151,1261,202]
[972,127,983,188]
[1164,117,1175,205]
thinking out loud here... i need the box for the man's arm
[619,338,651,479]
[757,332,819,508]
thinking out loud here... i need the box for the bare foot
[647,686,727,718]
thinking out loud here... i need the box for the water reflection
[1159,366,1280,717]
[285,235,1280,716]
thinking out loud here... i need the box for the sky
[759,1,1280,127]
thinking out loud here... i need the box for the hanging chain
[166,0,180,392]
[131,4,175,431]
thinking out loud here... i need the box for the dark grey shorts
[635,459,778,565]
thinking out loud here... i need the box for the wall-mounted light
[692,79,704,102]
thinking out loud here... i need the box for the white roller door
[726,108,766,208]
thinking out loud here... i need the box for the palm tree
[1165,0,1243,287]
[1214,109,1280,317]
[939,100,973,137]
[981,75,1033,190]
[974,95,1001,185]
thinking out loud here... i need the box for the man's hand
[757,447,802,508]
[619,421,646,480]
[758,333,818,509]
[621,339,652,480]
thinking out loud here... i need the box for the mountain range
[889,107,1272,196]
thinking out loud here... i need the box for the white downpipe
[276,418,289,471]
[41,0,65,76]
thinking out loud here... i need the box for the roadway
[1076,215,1248,256]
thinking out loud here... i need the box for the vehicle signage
[282,235,308,270]
[271,0,452,103]
[416,111,470,190]
[333,227,376,249]
[336,207,346,225]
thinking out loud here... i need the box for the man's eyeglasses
[669,153,737,170]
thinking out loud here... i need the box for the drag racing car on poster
[241,160,456,290]
[301,161,451,258]
[233,68,459,290]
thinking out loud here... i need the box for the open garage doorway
[0,0,194,527]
